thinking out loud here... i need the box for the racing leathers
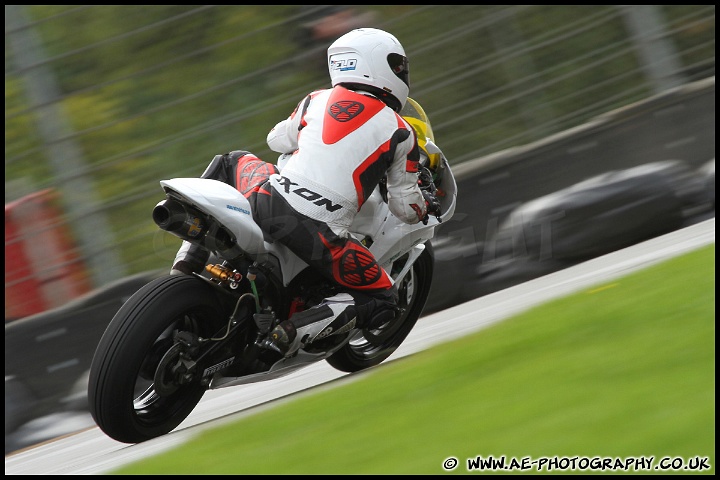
[257,85,428,355]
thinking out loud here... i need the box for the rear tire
[88,275,229,443]
[326,241,434,373]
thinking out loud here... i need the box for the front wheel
[326,241,434,373]
[88,274,230,443]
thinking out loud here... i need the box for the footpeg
[253,311,275,334]
[258,337,283,354]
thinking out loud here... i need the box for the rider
[258,27,445,356]
[172,27,441,356]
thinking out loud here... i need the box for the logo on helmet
[330,58,357,72]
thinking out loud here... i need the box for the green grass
[113,245,715,475]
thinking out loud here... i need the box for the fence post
[5,5,126,288]
[620,5,687,94]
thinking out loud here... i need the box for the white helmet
[327,28,409,112]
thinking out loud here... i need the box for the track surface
[5,218,714,475]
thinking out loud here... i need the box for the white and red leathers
[266,85,427,235]
[254,85,430,355]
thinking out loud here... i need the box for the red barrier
[4,189,92,321]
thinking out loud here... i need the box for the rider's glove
[418,167,434,190]
[422,190,442,225]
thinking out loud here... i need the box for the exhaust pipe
[153,198,242,258]
[153,198,207,240]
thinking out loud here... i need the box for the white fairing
[161,178,263,251]
[159,178,308,285]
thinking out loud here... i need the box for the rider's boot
[264,293,358,356]
[353,287,399,330]
[263,287,400,356]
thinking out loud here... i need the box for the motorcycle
[87,98,457,444]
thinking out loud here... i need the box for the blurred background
[5,5,715,305]
[4,5,715,454]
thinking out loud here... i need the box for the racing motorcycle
[88,98,457,444]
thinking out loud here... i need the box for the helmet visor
[387,53,409,86]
